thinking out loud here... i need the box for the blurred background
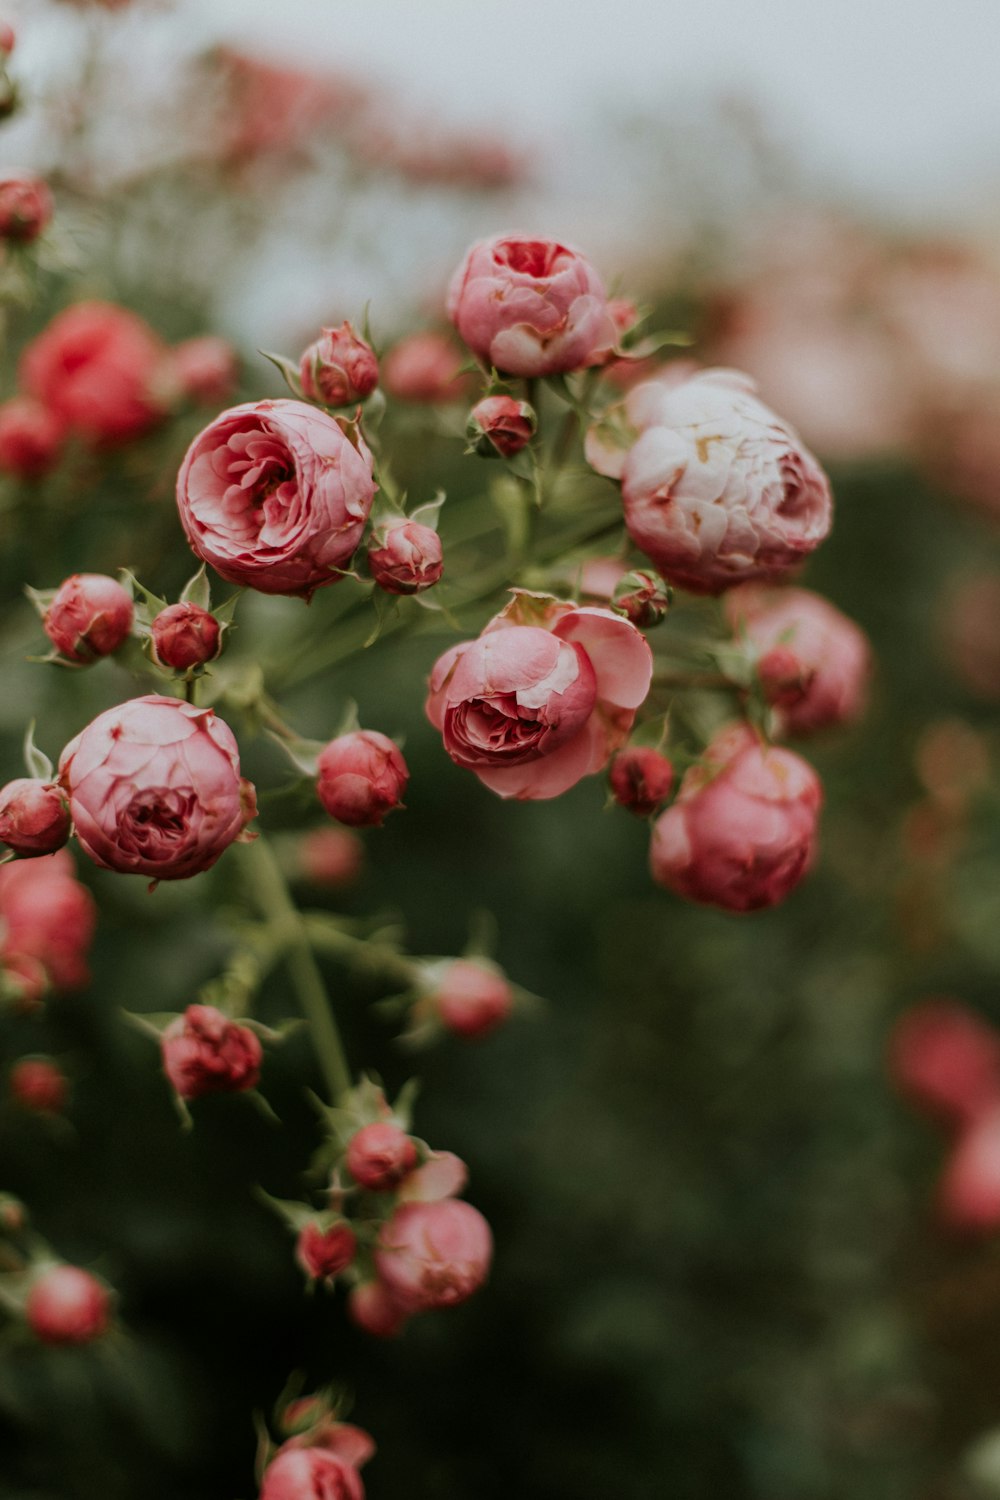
[3,2,1000,1498]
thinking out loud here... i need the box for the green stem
[239,836,352,1102]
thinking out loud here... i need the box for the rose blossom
[609,747,675,817]
[466,395,535,457]
[426,591,653,800]
[10,1057,68,1113]
[151,602,221,671]
[939,1108,1000,1234]
[888,1000,1000,1132]
[447,233,614,376]
[650,723,822,911]
[0,397,64,479]
[167,336,239,405]
[25,1266,110,1345]
[0,779,70,856]
[260,1447,364,1500]
[316,731,408,828]
[43,573,134,663]
[347,1279,409,1338]
[0,174,53,242]
[176,399,375,598]
[726,584,871,735]
[382,331,471,404]
[367,519,443,595]
[296,1219,357,1280]
[0,850,95,993]
[161,1003,262,1100]
[59,695,253,881]
[432,959,512,1038]
[374,1199,492,1313]
[346,1122,418,1191]
[300,322,378,407]
[20,301,166,445]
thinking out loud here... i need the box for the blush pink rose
[151,602,221,671]
[603,369,833,594]
[300,322,378,407]
[650,723,822,911]
[260,1447,364,1500]
[0,850,96,992]
[426,592,652,800]
[0,779,71,856]
[447,233,614,377]
[26,1266,110,1345]
[346,1122,418,1191]
[0,397,64,479]
[888,1000,1000,1133]
[161,1003,262,1100]
[43,573,134,663]
[432,959,512,1038]
[367,518,443,595]
[20,301,167,445]
[466,394,536,457]
[176,399,376,598]
[375,1199,492,1313]
[59,695,253,881]
[726,584,871,735]
[316,731,408,828]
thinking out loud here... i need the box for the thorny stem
[240,836,352,1102]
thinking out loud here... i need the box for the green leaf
[180,564,211,610]
[258,348,303,398]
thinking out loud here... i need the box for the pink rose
[296,1219,357,1281]
[374,1199,492,1313]
[300,322,378,407]
[610,570,671,630]
[0,779,71,856]
[151,602,222,672]
[426,592,653,800]
[432,959,512,1038]
[166,336,239,406]
[447,233,613,376]
[888,1000,1000,1133]
[650,723,822,911]
[176,399,375,598]
[346,1122,418,1191]
[20,301,167,445]
[726,584,871,735]
[260,1447,364,1500]
[367,519,443,595]
[609,747,674,817]
[26,1266,110,1345]
[43,573,134,664]
[466,395,536,457]
[161,1003,262,1100]
[0,850,96,992]
[297,827,364,888]
[382,331,472,404]
[600,368,833,594]
[9,1057,68,1113]
[0,173,53,242]
[346,1279,409,1339]
[316,731,408,828]
[0,397,64,479]
[59,695,252,881]
[939,1108,1000,1234]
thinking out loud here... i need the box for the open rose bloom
[59,695,253,881]
[426,592,653,799]
[176,399,376,597]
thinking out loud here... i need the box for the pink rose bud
[161,1003,262,1100]
[888,1000,1000,1132]
[151,602,222,672]
[296,1219,357,1280]
[9,1057,68,1113]
[261,1447,364,1500]
[650,723,822,911]
[345,1122,418,1191]
[0,22,14,55]
[20,301,167,446]
[939,1108,1000,1234]
[433,959,512,1039]
[297,826,364,888]
[367,519,443,596]
[447,234,614,376]
[43,573,134,663]
[466,395,536,458]
[316,731,408,828]
[346,1279,409,1339]
[426,594,653,800]
[300,322,378,407]
[726,585,870,735]
[0,850,95,992]
[0,174,53,242]
[0,779,71,856]
[617,369,833,594]
[611,569,671,629]
[176,399,375,598]
[0,397,64,479]
[25,1266,110,1345]
[168,336,239,406]
[382,331,471,404]
[609,746,675,817]
[375,1199,492,1313]
[59,695,252,880]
